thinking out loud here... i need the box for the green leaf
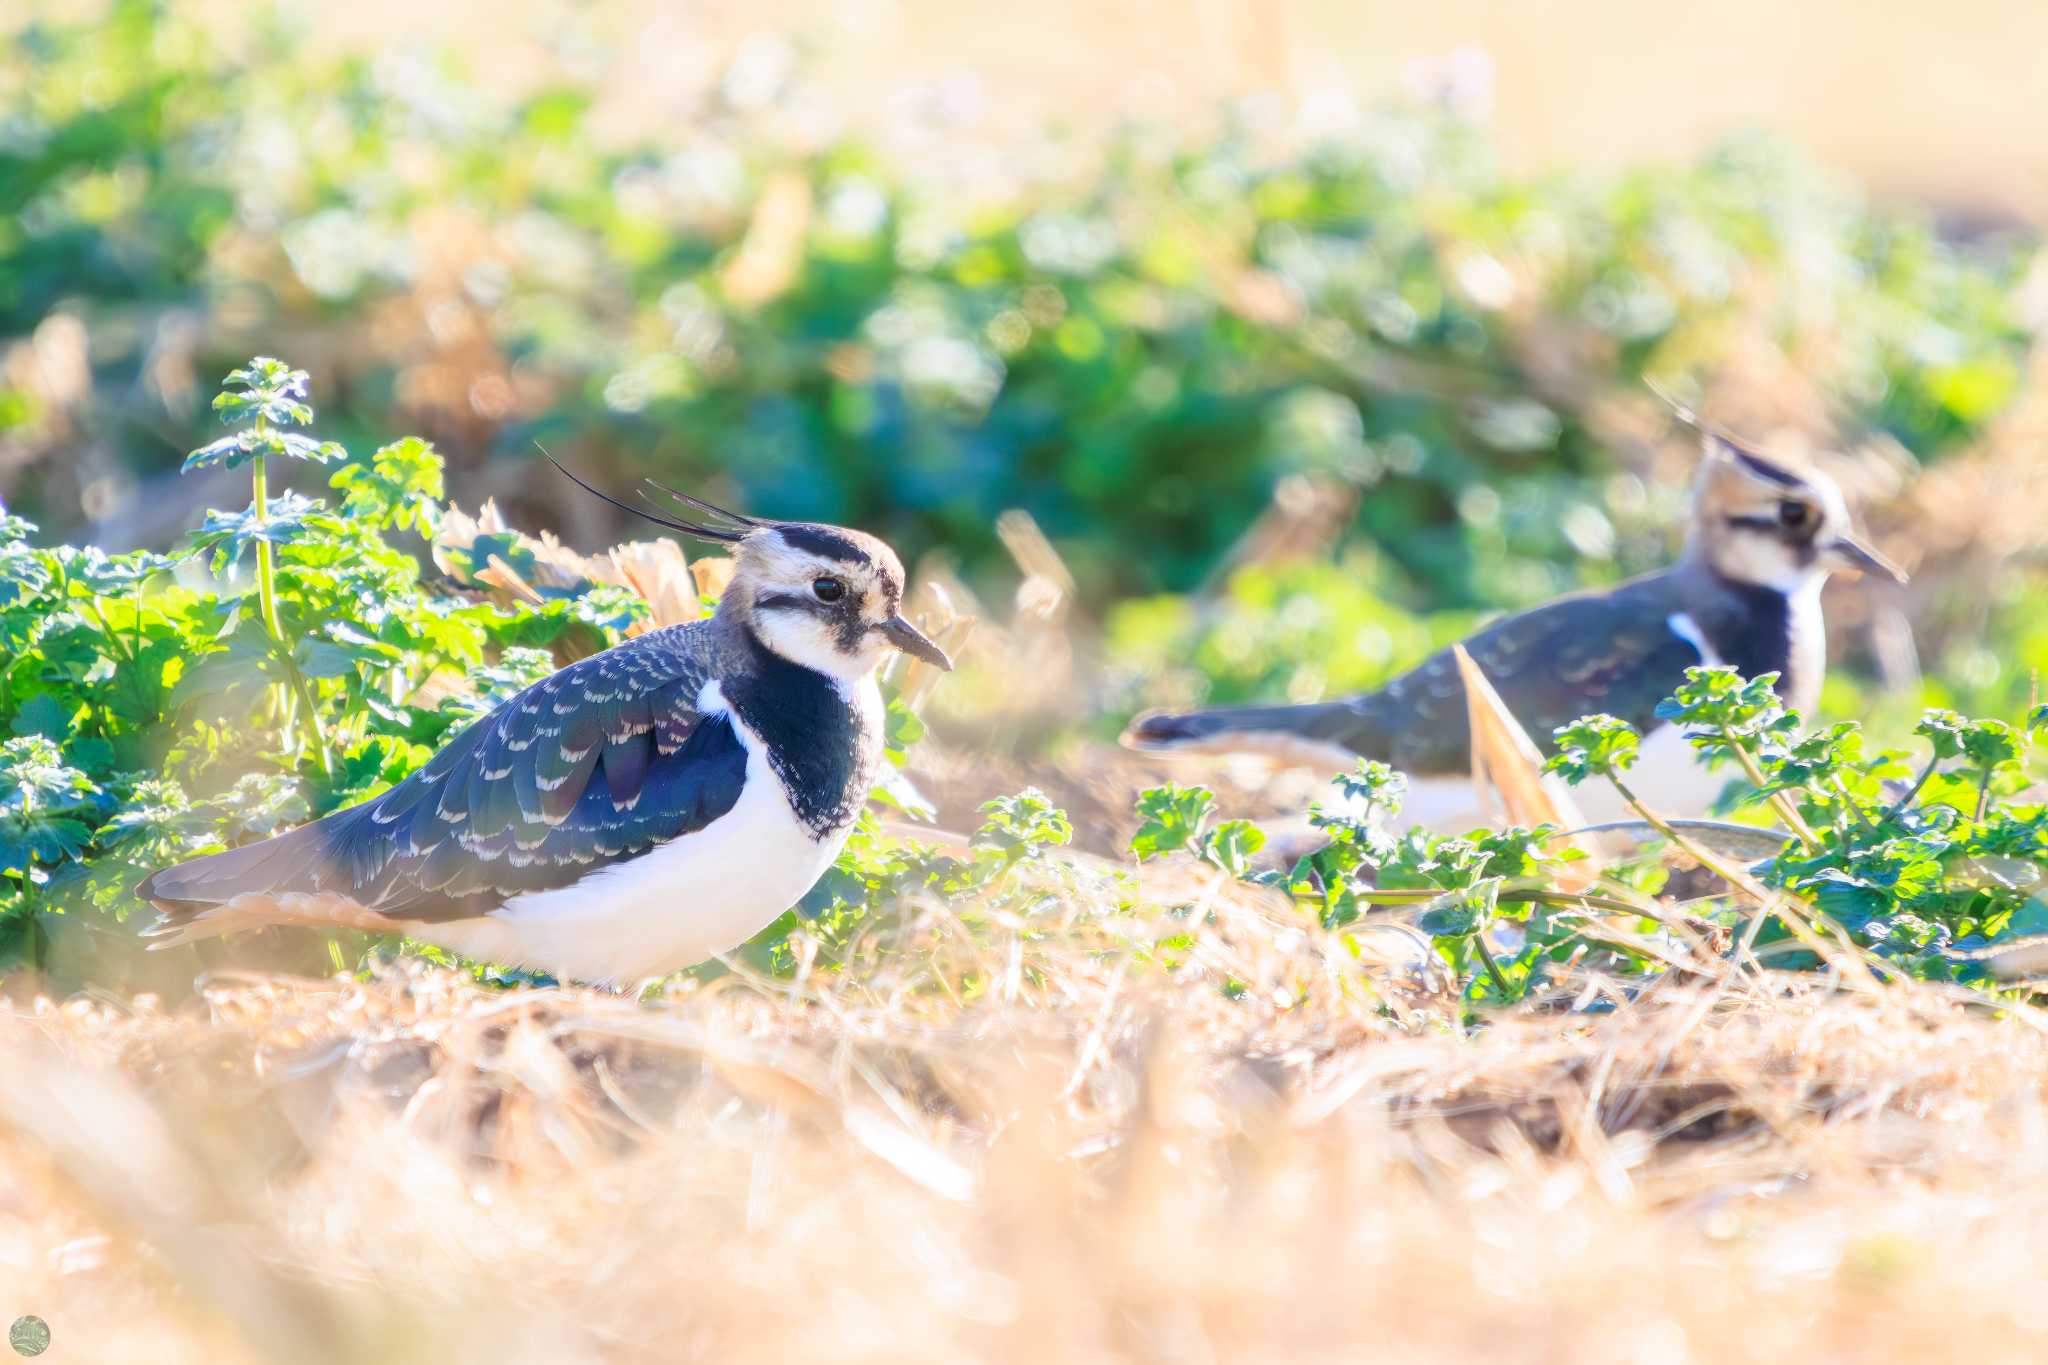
[53,546,176,595]
[186,493,340,572]
[1202,819,1266,878]
[0,736,97,810]
[1916,709,1969,761]
[0,817,93,871]
[1331,760,1407,818]
[331,436,446,530]
[183,428,347,474]
[973,788,1073,861]
[883,691,928,764]
[1417,899,1483,938]
[1960,719,2021,772]
[1546,714,1641,785]
[1131,783,1217,860]
[211,357,317,427]
[8,694,74,741]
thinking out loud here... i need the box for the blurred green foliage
[0,380,626,952]
[1,1,2036,611]
[1102,551,1478,718]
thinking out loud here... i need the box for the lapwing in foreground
[138,476,951,985]
[1125,425,1906,828]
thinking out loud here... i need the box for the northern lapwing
[138,477,951,985]
[1125,424,1906,828]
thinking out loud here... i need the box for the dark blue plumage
[141,624,757,925]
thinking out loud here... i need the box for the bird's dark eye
[1778,500,1812,530]
[812,576,846,603]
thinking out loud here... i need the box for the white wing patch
[1666,612,1721,666]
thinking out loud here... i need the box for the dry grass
[4,857,2048,1363]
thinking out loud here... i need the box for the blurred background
[5,0,2048,739]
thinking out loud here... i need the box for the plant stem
[1607,772,1883,983]
[1470,930,1515,1000]
[1717,723,1818,848]
[250,445,332,777]
[1884,753,1941,822]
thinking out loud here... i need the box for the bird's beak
[877,614,953,670]
[1826,535,1908,585]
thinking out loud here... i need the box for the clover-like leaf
[183,427,347,474]
[1960,719,2022,772]
[974,787,1073,862]
[0,735,97,813]
[1916,709,1969,761]
[1132,783,1218,861]
[211,357,317,428]
[332,436,446,531]
[187,492,339,572]
[1546,714,1641,785]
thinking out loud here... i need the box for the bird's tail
[135,820,389,947]
[1121,699,1377,769]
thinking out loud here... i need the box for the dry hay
[1,865,2046,1364]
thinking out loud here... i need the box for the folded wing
[139,628,749,930]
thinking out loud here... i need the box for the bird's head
[1684,429,1905,595]
[729,520,951,679]
[547,459,951,680]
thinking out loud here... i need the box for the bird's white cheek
[753,609,879,679]
[1718,536,1822,593]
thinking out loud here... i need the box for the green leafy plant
[1541,668,2048,981]
[750,788,1086,980]
[0,353,959,982]
[0,736,99,901]
[1131,783,1268,879]
[1114,666,2048,1014]
[185,359,349,775]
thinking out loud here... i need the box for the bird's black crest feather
[643,478,763,532]
[1642,378,1808,490]
[543,455,751,544]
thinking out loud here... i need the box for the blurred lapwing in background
[1125,418,1905,829]
[138,475,951,985]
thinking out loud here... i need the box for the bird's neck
[725,624,883,837]
[1672,559,1827,716]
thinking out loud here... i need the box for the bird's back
[1128,570,1701,778]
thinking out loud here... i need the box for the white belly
[1397,721,1728,833]
[421,731,848,985]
